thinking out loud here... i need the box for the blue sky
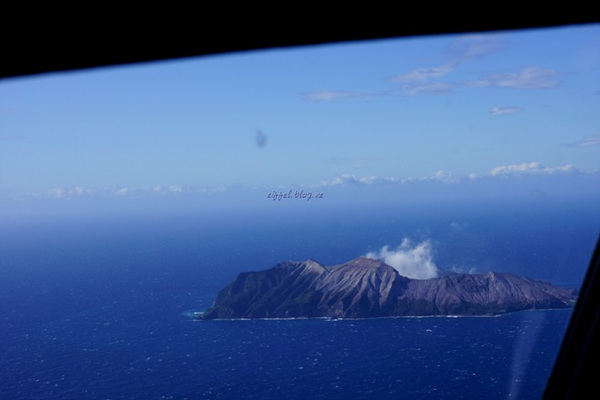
[1,24,599,217]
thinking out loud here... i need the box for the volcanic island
[199,257,576,320]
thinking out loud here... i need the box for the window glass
[1,24,599,399]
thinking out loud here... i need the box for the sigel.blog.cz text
[267,190,324,201]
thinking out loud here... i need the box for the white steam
[365,238,439,279]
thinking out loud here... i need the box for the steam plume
[365,238,439,279]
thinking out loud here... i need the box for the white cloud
[114,187,129,196]
[489,162,575,177]
[447,35,504,61]
[46,186,88,199]
[392,36,503,85]
[395,65,559,96]
[48,187,66,198]
[430,170,460,183]
[392,64,454,82]
[393,170,460,184]
[392,64,456,95]
[383,176,410,184]
[365,238,439,280]
[469,67,560,89]
[324,170,462,187]
[490,106,523,116]
[17,183,232,201]
[330,174,378,185]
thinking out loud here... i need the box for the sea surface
[1,201,598,399]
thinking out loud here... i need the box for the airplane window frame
[2,12,598,399]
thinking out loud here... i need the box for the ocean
[1,200,598,399]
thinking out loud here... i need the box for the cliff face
[199,257,576,319]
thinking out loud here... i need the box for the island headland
[199,257,577,320]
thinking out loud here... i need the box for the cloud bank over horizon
[365,238,439,280]
[4,160,597,203]
[323,161,583,187]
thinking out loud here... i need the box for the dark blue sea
[1,200,598,399]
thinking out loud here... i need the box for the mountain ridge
[199,257,577,319]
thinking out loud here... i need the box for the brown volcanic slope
[199,257,576,319]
